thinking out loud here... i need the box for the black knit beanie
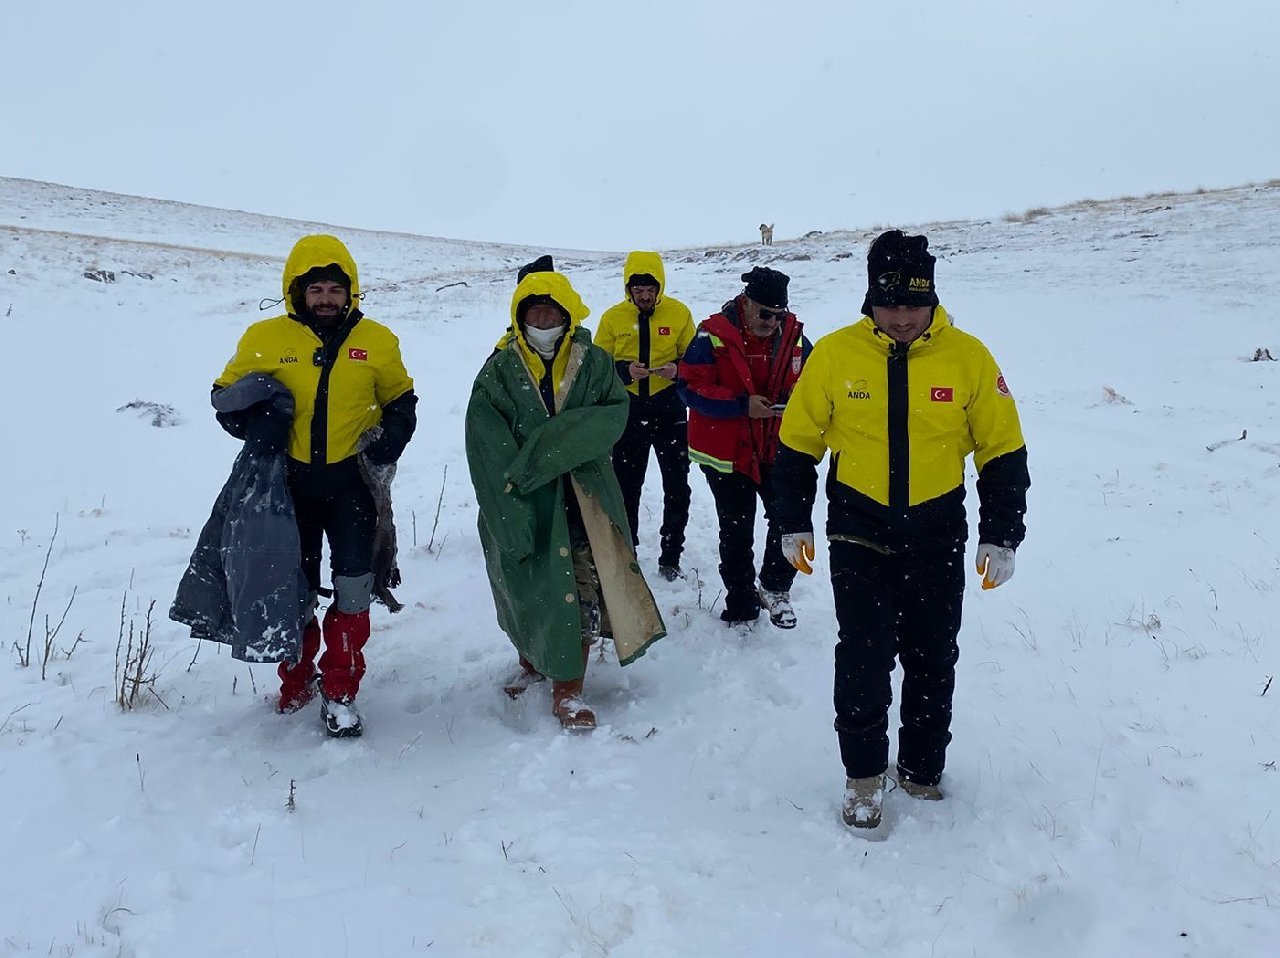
[860,231,939,316]
[517,254,555,283]
[741,266,789,309]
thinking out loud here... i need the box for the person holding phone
[678,266,812,630]
[595,252,696,580]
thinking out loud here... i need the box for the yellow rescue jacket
[215,234,414,465]
[779,307,1028,549]
[595,251,695,399]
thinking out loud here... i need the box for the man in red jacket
[678,267,812,629]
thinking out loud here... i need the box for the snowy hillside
[1,177,1278,957]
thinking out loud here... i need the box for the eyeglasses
[757,307,786,321]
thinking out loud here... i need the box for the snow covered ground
[1,177,1278,956]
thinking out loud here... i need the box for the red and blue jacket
[678,296,811,483]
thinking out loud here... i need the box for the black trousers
[830,539,964,786]
[287,457,377,591]
[700,464,796,620]
[612,388,690,566]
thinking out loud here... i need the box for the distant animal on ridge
[759,223,774,246]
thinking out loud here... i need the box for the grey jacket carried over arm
[170,374,310,663]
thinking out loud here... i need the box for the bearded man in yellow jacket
[214,234,417,737]
[772,231,1029,829]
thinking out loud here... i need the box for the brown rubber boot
[551,676,596,731]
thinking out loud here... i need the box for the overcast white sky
[8,0,1278,249]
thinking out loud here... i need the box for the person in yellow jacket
[594,252,696,579]
[772,230,1029,828]
[214,234,417,737]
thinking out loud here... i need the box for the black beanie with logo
[860,231,939,316]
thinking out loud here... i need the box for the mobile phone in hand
[770,402,787,411]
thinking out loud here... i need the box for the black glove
[363,434,401,465]
[215,407,250,440]
[364,391,418,465]
[243,398,292,455]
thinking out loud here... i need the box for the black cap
[861,231,938,315]
[296,263,351,289]
[741,266,789,309]
[517,254,555,284]
[516,293,569,326]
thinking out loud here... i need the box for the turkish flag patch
[930,386,954,402]
[348,348,368,362]
[996,374,1012,397]
[658,326,670,336]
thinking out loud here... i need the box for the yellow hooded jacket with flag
[594,251,695,398]
[215,235,414,465]
[775,306,1029,551]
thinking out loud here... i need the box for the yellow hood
[508,270,591,332]
[621,250,666,304]
[282,234,361,315]
[504,271,591,386]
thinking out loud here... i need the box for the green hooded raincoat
[466,272,666,681]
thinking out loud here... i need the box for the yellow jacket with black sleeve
[773,306,1029,553]
[595,251,695,401]
[214,235,415,466]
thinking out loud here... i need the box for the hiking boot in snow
[842,773,886,828]
[551,678,597,732]
[758,588,797,629]
[503,657,546,699]
[320,694,363,738]
[658,564,681,582]
[898,775,944,801]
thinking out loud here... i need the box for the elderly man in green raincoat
[466,269,666,731]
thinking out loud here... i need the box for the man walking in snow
[678,266,812,630]
[466,268,665,731]
[212,234,417,737]
[772,230,1029,828]
[595,252,696,580]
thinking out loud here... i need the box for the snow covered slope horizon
[1,176,1278,957]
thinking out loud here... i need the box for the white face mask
[524,323,566,358]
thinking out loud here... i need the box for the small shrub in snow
[115,596,165,710]
[1102,386,1132,405]
[117,400,181,427]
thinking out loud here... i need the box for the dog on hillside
[759,223,774,245]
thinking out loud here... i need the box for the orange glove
[782,533,815,575]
